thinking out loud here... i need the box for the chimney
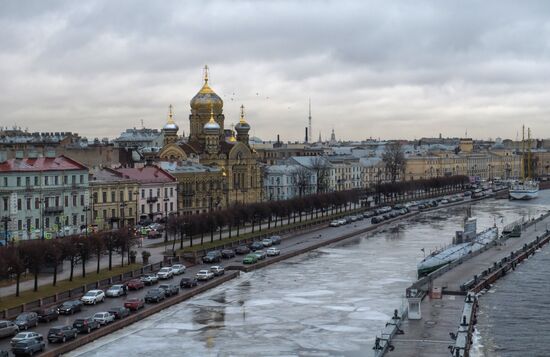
[277,134,280,144]
[15,150,24,159]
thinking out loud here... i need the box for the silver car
[93,312,115,325]
[0,320,18,338]
[170,264,186,275]
[10,332,42,347]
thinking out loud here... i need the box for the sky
[1,0,550,142]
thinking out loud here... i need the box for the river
[68,192,550,357]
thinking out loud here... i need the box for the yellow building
[89,168,139,229]
[159,66,262,208]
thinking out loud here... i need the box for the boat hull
[509,189,538,200]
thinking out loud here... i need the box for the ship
[417,215,498,277]
[510,125,539,200]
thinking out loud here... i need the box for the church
[158,66,262,214]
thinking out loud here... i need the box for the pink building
[115,167,177,222]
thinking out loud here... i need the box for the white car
[261,238,273,247]
[196,269,214,281]
[156,267,174,280]
[105,284,126,297]
[337,219,347,225]
[170,264,186,275]
[329,220,340,227]
[93,312,115,325]
[81,290,105,305]
[210,266,225,276]
[266,247,281,256]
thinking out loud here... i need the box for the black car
[47,325,78,343]
[107,307,130,320]
[144,288,166,303]
[72,317,100,334]
[235,245,250,255]
[270,236,282,245]
[371,216,381,224]
[14,312,38,330]
[180,277,198,288]
[202,250,222,263]
[158,284,179,297]
[11,339,45,356]
[221,249,236,259]
[58,300,83,315]
[249,242,264,251]
[36,307,59,322]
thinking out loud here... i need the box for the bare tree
[310,156,331,193]
[292,166,312,197]
[382,142,406,183]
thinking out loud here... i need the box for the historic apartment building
[0,152,89,241]
[89,168,140,230]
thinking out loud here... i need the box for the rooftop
[115,166,176,183]
[0,155,88,172]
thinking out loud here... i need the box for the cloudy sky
[1,0,550,142]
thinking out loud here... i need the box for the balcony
[44,206,64,214]
[146,197,158,203]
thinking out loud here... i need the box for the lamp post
[120,202,127,228]
[163,198,169,243]
[133,190,139,226]
[1,216,10,246]
[40,197,45,240]
[83,206,91,237]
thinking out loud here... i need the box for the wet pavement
[65,193,549,357]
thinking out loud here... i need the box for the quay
[375,210,550,357]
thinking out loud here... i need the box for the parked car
[47,325,77,343]
[267,247,281,256]
[202,250,222,263]
[11,339,45,356]
[0,321,18,338]
[261,238,273,247]
[170,264,186,275]
[270,236,281,245]
[196,269,214,281]
[107,306,130,320]
[144,288,166,303]
[250,242,264,251]
[72,317,100,334]
[10,332,42,347]
[81,289,105,305]
[253,250,267,260]
[329,220,340,227]
[141,274,159,285]
[92,312,115,326]
[235,245,251,255]
[337,219,347,225]
[158,284,179,297]
[243,254,258,264]
[371,216,381,224]
[180,277,198,288]
[210,266,225,276]
[107,307,130,320]
[221,249,236,259]
[36,307,59,322]
[105,284,127,297]
[124,298,145,311]
[156,267,174,280]
[58,300,83,315]
[14,312,38,330]
[127,278,145,290]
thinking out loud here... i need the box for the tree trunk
[70,259,74,281]
[268,216,271,229]
[108,248,113,271]
[210,229,214,243]
[180,231,184,250]
[121,249,124,267]
[219,227,222,240]
[15,273,21,297]
[82,257,86,278]
[33,271,38,292]
[228,224,232,238]
[200,232,204,245]
[53,263,58,286]
[97,251,101,274]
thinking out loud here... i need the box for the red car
[126,279,145,290]
[124,298,145,311]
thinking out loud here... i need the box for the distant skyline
[1,1,550,141]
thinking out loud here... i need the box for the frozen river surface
[69,194,549,357]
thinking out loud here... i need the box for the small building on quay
[0,151,89,241]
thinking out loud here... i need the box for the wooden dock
[374,212,550,357]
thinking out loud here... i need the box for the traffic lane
[0,267,227,355]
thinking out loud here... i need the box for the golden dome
[203,106,221,134]
[235,104,250,134]
[190,65,223,113]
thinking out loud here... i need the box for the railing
[44,206,64,214]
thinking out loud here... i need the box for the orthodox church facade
[159,66,262,213]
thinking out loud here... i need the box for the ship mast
[527,127,532,180]
[521,125,525,181]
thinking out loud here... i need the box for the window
[2,197,7,211]
[111,209,115,218]
[129,191,133,201]
[44,176,49,185]
[129,207,133,217]
[3,177,7,186]
[72,175,76,183]
[80,215,84,223]
[149,189,153,198]
[72,215,77,225]
[170,202,173,211]
[119,191,124,202]
[54,176,59,185]
[80,195,84,206]
[111,192,115,203]
[164,202,168,212]
[157,203,160,212]
[164,187,168,197]
[34,176,38,186]
[17,199,21,211]
[64,196,68,207]
[16,177,21,186]
[26,198,31,210]
[141,204,145,213]
[64,176,68,184]
[18,220,22,230]
[170,188,174,197]
[157,188,160,197]
[64,216,69,225]
[141,190,145,199]
[102,192,107,203]
[103,209,107,218]
[72,195,77,207]
[35,218,39,229]
[35,198,39,209]
[93,192,98,204]
[93,210,97,219]
[45,217,50,228]
[80,175,84,184]
[55,196,59,207]
[25,177,30,186]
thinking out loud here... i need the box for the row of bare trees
[0,228,136,296]
[374,175,470,202]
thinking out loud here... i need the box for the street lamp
[120,202,127,228]
[1,216,11,246]
[163,197,169,243]
[133,190,139,226]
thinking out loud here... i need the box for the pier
[375,211,550,357]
